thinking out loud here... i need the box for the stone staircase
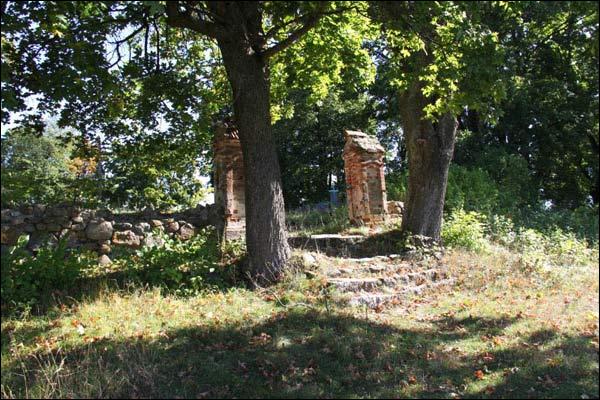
[289,234,367,257]
[309,252,455,309]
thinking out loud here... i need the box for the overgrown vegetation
[286,206,351,235]
[1,238,97,310]
[1,228,244,314]
[1,241,597,398]
[442,210,599,269]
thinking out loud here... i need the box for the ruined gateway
[214,126,400,239]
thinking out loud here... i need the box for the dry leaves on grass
[249,332,272,346]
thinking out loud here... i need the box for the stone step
[326,262,411,277]
[326,268,450,293]
[289,234,366,257]
[327,265,448,283]
[348,293,402,308]
[345,255,395,263]
[327,277,382,292]
[348,278,456,308]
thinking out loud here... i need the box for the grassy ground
[1,245,598,398]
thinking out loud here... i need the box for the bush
[513,204,599,244]
[1,236,97,308]
[385,171,408,202]
[445,165,500,214]
[442,209,489,252]
[114,228,230,295]
[487,214,516,246]
[511,227,596,269]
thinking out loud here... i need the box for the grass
[286,206,403,238]
[1,245,598,398]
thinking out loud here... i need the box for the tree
[165,1,370,281]
[1,124,77,207]
[1,1,371,283]
[460,1,599,208]
[371,1,509,240]
[274,89,375,209]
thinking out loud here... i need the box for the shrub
[445,165,500,214]
[511,228,547,269]
[114,228,229,295]
[442,209,489,252]
[385,171,408,202]
[511,227,596,269]
[545,229,593,266]
[487,214,516,246]
[1,236,97,308]
[513,204,599,245]
[476,148,538,212]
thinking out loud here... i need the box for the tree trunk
[400,83,458,241]
[218,38,291,284]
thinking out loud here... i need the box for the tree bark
[399,82,458,241]
[217,35,290,284]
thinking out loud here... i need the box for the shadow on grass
[3,311,598,399]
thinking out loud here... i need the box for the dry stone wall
[1,203,220,258]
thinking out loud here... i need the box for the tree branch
[165,1,220,39]
[260,3,329,59]
[109,24,146,45]
[264,4,358,40]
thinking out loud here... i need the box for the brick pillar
[343,130,388,225]
[214,122,245,240]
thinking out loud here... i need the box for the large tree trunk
[165,1,323,283]
[400,83,458,241]
[218,38,291,284]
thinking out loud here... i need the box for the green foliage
[270,1,376,118]
[1,122,210,210]
[453,143,540,213]
[385,171,407,202]
[372,1,510,120]
[512,205,599,245]
[511,227,597,271]
[441,209,489,252]
[286,206,350,235]
[453,1,599,208]
[445,165,499,214]
[275,89,375,208]
[441,206,598,270]
[1,125,78,207]
[104,137,212,211]
[386,166,509,216]
[388,160,533,216]
[114,228,229,295]
[0,228,237,310]
[486,214,516,247]
[1,236,97,308]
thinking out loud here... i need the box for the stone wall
[213,121,246,240]
[1,203,220,261]
[343,130,389,225]
[387,201,404,217]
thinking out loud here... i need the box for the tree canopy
[1,1,598,277]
